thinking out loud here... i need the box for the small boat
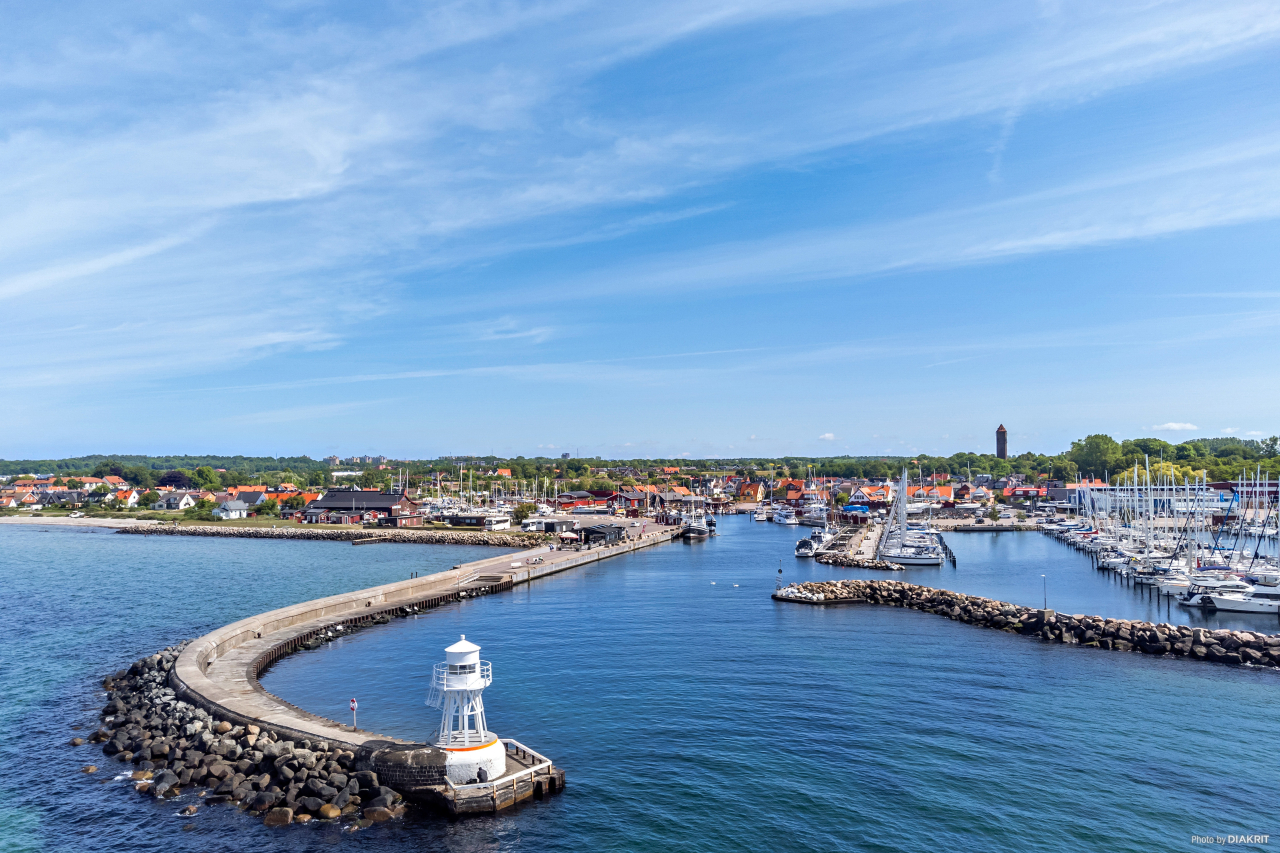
[795,526,831,558]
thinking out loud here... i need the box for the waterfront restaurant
[302,488,419,524]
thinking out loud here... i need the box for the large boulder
[263,807,293,827]
[250,792,280,811]
[303,778,336,799]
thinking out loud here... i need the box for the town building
[302,488,419,524]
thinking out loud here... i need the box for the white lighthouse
[425,635,507,784]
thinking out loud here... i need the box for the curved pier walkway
[170,524,680,813]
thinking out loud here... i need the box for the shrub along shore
[775,579,1280,667]
[115,524,544,547]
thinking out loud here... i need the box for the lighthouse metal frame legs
[437,689,492,749]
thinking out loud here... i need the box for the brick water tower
[996,425,1007,459]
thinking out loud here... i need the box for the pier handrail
[442,738,554,795]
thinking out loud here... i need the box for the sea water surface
[3,520,1278,853]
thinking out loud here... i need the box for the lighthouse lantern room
[426,635,507,784]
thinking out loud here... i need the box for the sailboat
[877,468,945,567]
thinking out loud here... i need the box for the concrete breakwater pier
[85,524,680,826]
[117,524,542,548]
[774,579,1280,668]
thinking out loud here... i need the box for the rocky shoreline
[116,524,544,548]
[82,642,409,828]
[775,579,1280,667]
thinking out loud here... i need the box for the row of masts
[1066,458,1278,571]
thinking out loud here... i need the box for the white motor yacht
[1178,578,1255,608]
[773,506,798,525]
[1197,589,1280,613]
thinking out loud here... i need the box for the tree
[1068,434,1121,478]
[987,505,1000,522]
[67,478,83,490]
[1263,436,1280,458]
[283,494,308,510]
[513,503,535,523]
[158,469,192,489]
[193,466,221,490]
[258,499,279,517]
[139,490,160,507]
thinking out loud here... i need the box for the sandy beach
[0,516,161,529]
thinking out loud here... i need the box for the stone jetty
[814,554,902,570]
[91,641,409,826]
[78,527,682,827]
[774,579,1280,668]
[117,524,543,548]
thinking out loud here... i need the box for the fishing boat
[682,509,710,538]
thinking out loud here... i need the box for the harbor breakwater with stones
[775,579,1280,668]
[814,554,902,570]
[116,524,543,548]
[82,630,414,829]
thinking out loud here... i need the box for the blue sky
[4,0,1280,460]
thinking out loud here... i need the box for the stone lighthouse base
[444,736,507,784]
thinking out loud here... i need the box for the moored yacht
[1177,578,1255,608]
[1197,589,1280,613]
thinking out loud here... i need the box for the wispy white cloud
[531,133,1280,298]
[817,432,836,441]
[1152,422,1198,431]
[6,0,1280,453]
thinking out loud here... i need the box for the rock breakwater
[775,579,1280,668]
[117,525,542,548]
[87,642,408,827]
[814,554,901,570]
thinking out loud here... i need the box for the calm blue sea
[3,520,1278,853]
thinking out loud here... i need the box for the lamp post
[1041,574,1047,610]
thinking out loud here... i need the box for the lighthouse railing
[443,738,553,796]
[427,660,493,706]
